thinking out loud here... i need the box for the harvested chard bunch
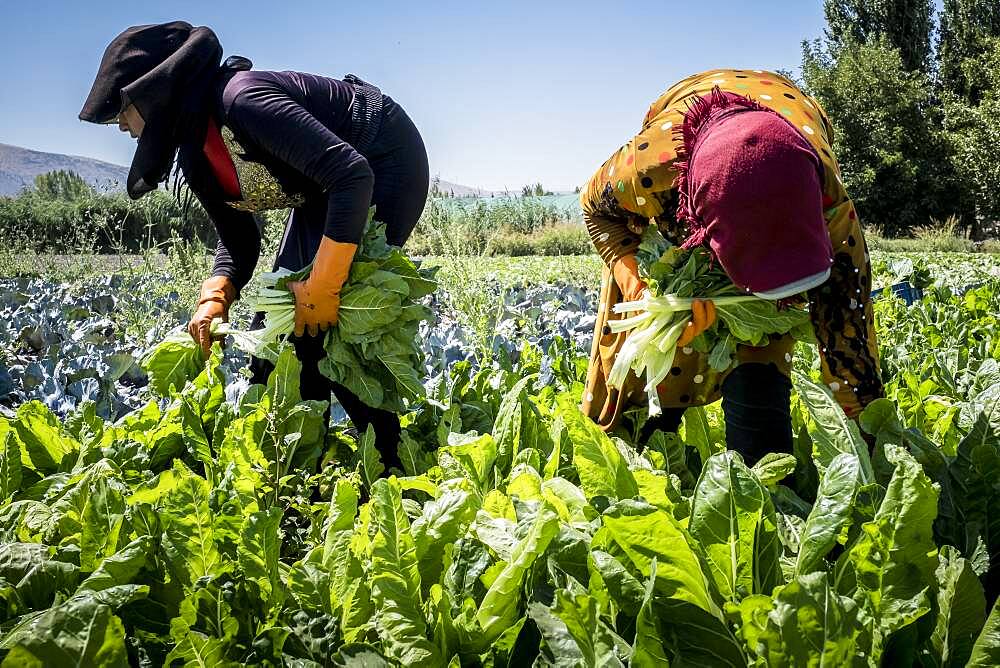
[233,212,438,412]
[607,226,814,414]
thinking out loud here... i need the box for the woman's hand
[288,236,358,338]
[188,300,227,356]
[289,281,342,337]
[676,298,717,347]
[612,255,647,302]
[188,276,236,356]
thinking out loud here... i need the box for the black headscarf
[80,22,225,199]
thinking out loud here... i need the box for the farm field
[0,250,998,665]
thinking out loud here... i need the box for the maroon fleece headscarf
[673,89,833,296]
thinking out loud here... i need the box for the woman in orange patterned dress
[580,69,882,463]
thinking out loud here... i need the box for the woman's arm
[225,83,374,244]
[807,196,884,417]
[580,151,643,265]
[192,189,261,296]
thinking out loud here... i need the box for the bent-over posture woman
[580,69,883,464]
[80,22,429,469]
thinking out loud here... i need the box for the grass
[866,215,1000,253]
[3,217,998,356]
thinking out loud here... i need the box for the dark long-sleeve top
[178,69,375,293]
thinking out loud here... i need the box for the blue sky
[0,1,827,191]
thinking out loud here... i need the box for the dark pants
[250,95,429,471]
[640,362,793,466]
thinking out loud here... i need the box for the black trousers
[640,362,793,466]
[250,95,429,471]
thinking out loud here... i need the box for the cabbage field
[0,252,998,666]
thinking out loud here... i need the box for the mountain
[0,143,129,195]
[430,177,494,198]
[0,142,492,199]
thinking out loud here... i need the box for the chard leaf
[969,598,1000,667]
[78,536,153,593]
[287,560,333,616]
[411,487,477,595]
[688,452,782,601]
[589,550,645,612]
[601,504,720,617]
[648,597,746,666]
[751,452,798,488]
[563,401,637,501]
[381,251,438,299]
[358,425,385,486]
[680,405,715,465]
[931,545,987,667]
[322,478,361,606]
[13,401,80,474]
[794,372,874,484]
[715,300,811,347]
[795,453,861,576]
[140,329,203,397]
[847,445,938,661]
[238,507,283,611]
[439,433,497,496]
[1,598,128,667]
[370,478,443,666]
[337,285,403,336]
[159,462,224,588]
[632,558,669,667]
[548,581,628,667]
[0,429,21,503]
[79,477,127,572]
[492,375,550,475]
[179,397,213,481]
[378,353,426,402]
[477,503,559,642]
[165,588,238,667]
[528,601,585,667]
[745,571,861,666]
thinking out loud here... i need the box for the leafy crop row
[0,265,997,666]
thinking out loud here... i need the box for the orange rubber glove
[676,298,717,347]
[612,255,647,303]
[188,276,236,356]
[288,236,358,337]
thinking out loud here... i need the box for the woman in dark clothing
[80,22,429,469]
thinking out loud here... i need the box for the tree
[802,36,956,235]
[823,0,934,72]
[521,182,548,197]
[33,170,92,201]
[942,38,1000,238]
[938,0,1000,103]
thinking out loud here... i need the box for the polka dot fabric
[581,69,882,431]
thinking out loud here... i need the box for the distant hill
[430,178,494,198]
[0,143,129,195]
[0,142,521,200]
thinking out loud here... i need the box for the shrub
[0,188,215,253]
[491,223,592,256]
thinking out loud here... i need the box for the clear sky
[0,1,827,192]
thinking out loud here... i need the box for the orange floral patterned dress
[580,68,883,431]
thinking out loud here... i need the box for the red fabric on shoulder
[203,116,241,199]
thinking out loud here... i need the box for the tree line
[802,0,1000,238]
[0,171,216,253]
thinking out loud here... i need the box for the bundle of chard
[606,226,813,415]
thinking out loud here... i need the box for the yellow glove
[676,298,717,347]
[288,236,358,337]
[612,255,647,303]
[188,276,236,356]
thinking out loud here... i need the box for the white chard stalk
[605,290,763,415]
